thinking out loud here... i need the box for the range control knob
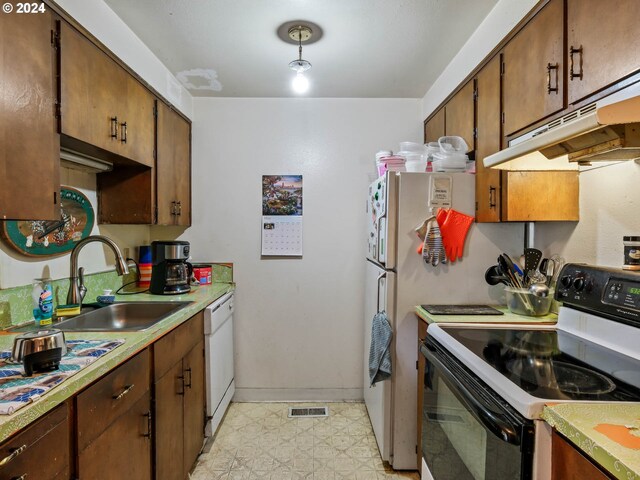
[560,275,573,288]
[573,277,585,291]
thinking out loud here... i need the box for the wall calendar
[261,175,303,257]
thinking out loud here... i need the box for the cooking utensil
[11,329,67,376]
[524,248,543,283]
[498,254,535,313]
[485,265,509,286]
[528,282,550,297]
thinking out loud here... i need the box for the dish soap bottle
[32,278,53,327]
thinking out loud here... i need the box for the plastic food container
[376,155,406,176]
[505,288,553,317]
[399,142,426,154]
[438,136,468,153]
[432,151,468,172]
[397,152,426,172]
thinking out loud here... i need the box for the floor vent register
[288,406,329,418]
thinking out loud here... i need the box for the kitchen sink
[54,301,191,332]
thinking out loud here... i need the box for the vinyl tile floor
[190,402,420,480]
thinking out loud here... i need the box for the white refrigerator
[364,171,520,470]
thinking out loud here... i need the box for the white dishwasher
[204,292,235,437]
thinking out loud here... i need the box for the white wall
[420,0,537,120]
[536,161,640,266]
[184,98,421,400]
[55,0,192,117]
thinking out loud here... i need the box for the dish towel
[369,311,392,386]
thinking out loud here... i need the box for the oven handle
[421,343,522,445]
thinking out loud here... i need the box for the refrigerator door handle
[377,212,386,265]
[376,272,386,313]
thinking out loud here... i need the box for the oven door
[420,337,534,480]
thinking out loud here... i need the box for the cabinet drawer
[78,391,152,480]
[0,402,70,480]
[154,311,204,381]
[77,348,150,451]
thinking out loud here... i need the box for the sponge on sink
[56,304,81,316]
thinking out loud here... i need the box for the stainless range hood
[484,82,640,170]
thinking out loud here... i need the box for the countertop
[543,403,640,480]
[415,305,557,325]
[0,282,234,443]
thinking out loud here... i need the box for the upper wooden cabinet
[444,81,475,153]
[157,102,192,226]
[424,107,445,143]
[502,0,565,137]
[475,55,502,222]
[60,21,154,167]
[0,6,60,221]
[566,0,640,105]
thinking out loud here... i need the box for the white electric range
[420,264,640,480]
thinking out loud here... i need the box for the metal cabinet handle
[570,45,583,80]
[177,374,185,396]
[376,272,386,314]
[546,62,558,94]
[0,444,26,466]
[112,384,134,400]
[110,116,118,139]
[489,186,497,209]
[120,121,127,143]
[170,201,177,216]
[176,201,182,216]
[184,367,192,389]
[142,411,152,438]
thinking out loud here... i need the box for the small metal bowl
[11,329,67,376]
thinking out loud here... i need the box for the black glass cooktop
[441,326,640,401]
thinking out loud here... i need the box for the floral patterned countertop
[415,305,557,325]
[543,403,640,480]
[0,282,234,443]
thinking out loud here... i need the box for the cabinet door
[475,55,502,222]
[445,81,475,153]
[60,21,126,155]
[157,101,191,226]
[77,348,150,451]
[155,361,185,480]
[424,107,445,143]
[0,6,59,220]
[567,0,640,105]
[0,402,70,480]
[121,75,155,167]
[552,431,611,479]
[78,391,152,480]
[183,340,205,477]
[503,0,564,136]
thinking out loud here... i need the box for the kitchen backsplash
[0,262,233,328]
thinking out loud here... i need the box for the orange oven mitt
[436,208,474,263]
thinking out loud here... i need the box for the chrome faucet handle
[78,267,87,302]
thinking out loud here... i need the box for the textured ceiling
[103,0,499,98]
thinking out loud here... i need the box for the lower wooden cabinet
[0,402,70,480]
[76,348,152,480]
[552,430,612,479]
[155,312,205,480]
[78,391,152,480]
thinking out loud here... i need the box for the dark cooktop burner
[442,326,640,401]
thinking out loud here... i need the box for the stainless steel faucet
[66,235,130,305]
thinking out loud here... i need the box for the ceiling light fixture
[288,25,313,94]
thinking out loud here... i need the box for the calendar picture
[262,175,303,216]
[261,175,303,257]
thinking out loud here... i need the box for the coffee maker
[149,241,192,295]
